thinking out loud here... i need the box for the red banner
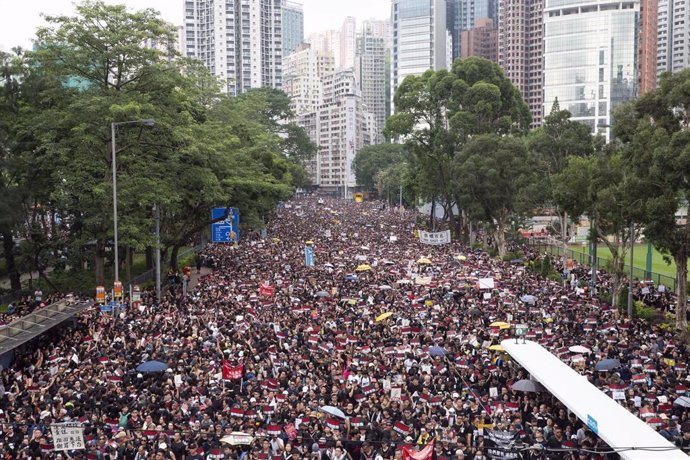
[402,441,434,460]
[222,361,244,381]
[259,282,275,297]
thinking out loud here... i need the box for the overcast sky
[0,0,391,51]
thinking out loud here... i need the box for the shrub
[540,256,552,278]
[547,272,562,282]
[635,302,657,321]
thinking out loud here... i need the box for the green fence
[533,243,678,293]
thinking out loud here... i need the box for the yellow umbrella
[271,237,281,243]
[376,312,393,322]
[416,257,432,265]
[490,321,511,330]
[489,345,505,352]
[305,240,314,245]
[455,255,467,261]
[355,264,372,272]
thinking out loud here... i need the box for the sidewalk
[188,266,213,291]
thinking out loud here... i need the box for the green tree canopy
[353,143,409,191]
[385,57,531,238]
[615,69,690,332]
[0,1,305,288]
[453,134,539,256]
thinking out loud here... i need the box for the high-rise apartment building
[498,0,544,126]
[657,0,690,77]
[282,1,304,57]
[543,0,639,140]
[447,0,497,60]
[391,0,449,111]
[639,0,658,94]
[339,17,358,70]
[460,17,498,62]
[295,71,377,191]
[362,19,393,50]
[283,43,335,114]
[307,30,341,66]
[184,0,282,95]
[356,24,388,143]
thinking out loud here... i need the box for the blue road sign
[211,207,240,243]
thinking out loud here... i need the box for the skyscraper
[283,43,335,114]
[307,30,341,66]
[639,0,658,94]
[282,1,304,57]
[362,18,393,50]
[184,0,282,95]
[657,0,690,77]
[498,0,543,126]
[460,17,498,62]
[356,23,388,143]
[293,71,377,191]
[543,0,640,140]
[339,17,358,70]
[391,0,449,111]
[447,0,497,60]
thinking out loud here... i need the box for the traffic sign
[211,207,240,243]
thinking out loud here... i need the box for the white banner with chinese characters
[419,230,451,245]
[50,423,85,451]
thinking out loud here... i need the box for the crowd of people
[1,196,690,460]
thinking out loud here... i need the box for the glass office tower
[543,0,640,140]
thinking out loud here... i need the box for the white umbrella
[320,405,347,419]
[220,432,254,446]
[569,345,591,354]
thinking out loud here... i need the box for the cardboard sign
[478,278,495,290]
[51,423,86,451]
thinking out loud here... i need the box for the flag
[260,282,275,297]
[222,361,244,381]
[71,353,80,365]
[402,440,434,460]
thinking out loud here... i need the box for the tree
[553,150,640,310]
[386,57,530,238]
[20,0,302,286]
[353,143,409,191]
[0,50,26,290]
[527,105,594,250]
[614,69,690,332]
[453,134,539,257]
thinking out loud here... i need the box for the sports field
[550,243,678,279]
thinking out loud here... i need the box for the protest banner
[419,230,451,245]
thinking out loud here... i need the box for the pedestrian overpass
[501,339,686,460]
[0,300,91,357]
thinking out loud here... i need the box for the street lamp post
[111,119,155,284]
[399,162,407,212]
[153,204,161,303]
[628,220,635,318]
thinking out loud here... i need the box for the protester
[1,196,689,460]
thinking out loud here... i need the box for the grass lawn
[559,243,678,278]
